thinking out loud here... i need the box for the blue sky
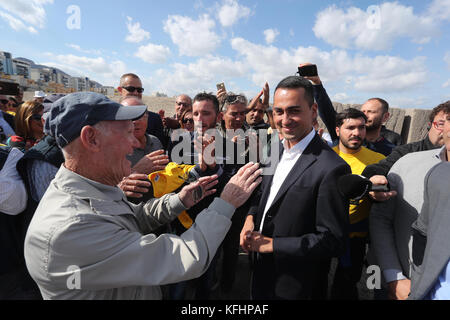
[1,0,449,109]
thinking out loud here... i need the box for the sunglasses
[122,86,144,94]
[182,118,194,124]
[0,99,9,105]
[225,95,247,105]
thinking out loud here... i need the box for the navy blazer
[250,133,351,300]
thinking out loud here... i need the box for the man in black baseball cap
[24,91,263,300]
[45,92,147,148]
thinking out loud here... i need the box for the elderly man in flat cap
[24,92,262,300]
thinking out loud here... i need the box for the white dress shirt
[0,147,27,215]
[259,129,316,232]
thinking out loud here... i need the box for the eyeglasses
[182,118,194,124]
[122,86,144,94]
[176,101,191,108]
[433,121,445,129]
[225,95,247,105]
[31,114,42,121]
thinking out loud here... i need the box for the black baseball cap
[44,92,147,148]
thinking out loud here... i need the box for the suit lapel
[263,135,320,214]
[258,141,284,210]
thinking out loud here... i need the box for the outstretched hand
[220,162,262,208]
[195,133,216,172]
[118,173,151,198]
[178,175,219,209]
[132,149,169,174]
[247,82,270,112]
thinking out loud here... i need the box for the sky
[0,0,449,109]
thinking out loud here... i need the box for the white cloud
[0,11,37,33]
[0,0,52,30]
[352,56,428,92]
[144,55,249,96]
[125,16,150,43]
[263,29,279,44]
[445,52,450,69]
[42,53,128,86]
[443,79,450,88]
[217,0,252,27]
[313,2,437,50]
[135,43,171,64]
[427,0,450,21]
[332,93,349,101]
[164,14,220,57]
[231,37,428,93]
[66,43,102,55]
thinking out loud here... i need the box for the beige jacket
[24,165,235,300]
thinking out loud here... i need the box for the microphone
[338,174,390,202]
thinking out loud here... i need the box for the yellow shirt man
[333,146,385,237]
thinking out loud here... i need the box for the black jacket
[249,134,351,299]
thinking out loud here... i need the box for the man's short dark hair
[193,92,220,114]
[336,108,368,128]
[368,98,389,114]
[429,100,450,123]
[274,76,315,107]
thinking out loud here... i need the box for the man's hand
[195,133,216,172]
[240,215,255,253]
[299,62,321,85]
[247,82,270,112]
[369,175,397,202]
[217,88,227,105]
[246,232,274,253]
[118,173,151,198]
[220,162,262,208]
[164,117,180,129]
[178,175,219,209]
[387,279,411,300]
[132,149,169,174]
[262,82,269,107]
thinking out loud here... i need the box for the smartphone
[216,82,226,91]
[0,81,20,96]
[298,65,318,77]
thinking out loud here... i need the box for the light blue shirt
[428,259,450,300]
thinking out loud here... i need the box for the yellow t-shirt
[333,146,385,237]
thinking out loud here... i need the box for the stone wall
[317,103,432,144]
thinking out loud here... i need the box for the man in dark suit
[240,75,351,300]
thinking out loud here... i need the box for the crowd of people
[0,63,449,301]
